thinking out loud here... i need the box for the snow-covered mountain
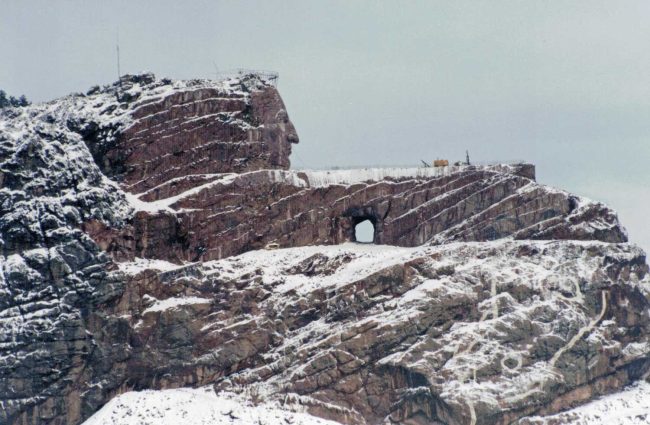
[1,73,648,425]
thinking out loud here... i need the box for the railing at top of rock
[214,68,279,86]
[468,159,526,167]
[291,162,533,188]
[295,159,527,172]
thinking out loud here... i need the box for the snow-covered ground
[201,242,433,296]
[82,381,650,425]
[82,386,340,425]
[523,381,650,424]
[117,257,186,274]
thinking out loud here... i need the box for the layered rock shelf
[101,163,626,264]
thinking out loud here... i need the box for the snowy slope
[521,381,650,424]
[83,386,340,425]
[83,381,650,425]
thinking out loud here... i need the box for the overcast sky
[2,1,648,251]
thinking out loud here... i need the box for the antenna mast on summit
[213,62,220,80]
[116,31,122,79]
[116,30,122,97]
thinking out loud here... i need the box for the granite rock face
[80,73,299,194]
[52,74,627,265]
[110,164,626,263]
[87,241,650,425]
[0,95,132,424]
[1,74,648,425]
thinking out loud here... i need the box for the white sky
[1,0,648,251]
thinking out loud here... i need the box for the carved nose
[287,133,299,144]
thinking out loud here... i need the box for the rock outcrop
[79,73,299,194]
[0,91,132,424]
[89,241,649,425]
[0,73,648,425]
[110,164,625,263]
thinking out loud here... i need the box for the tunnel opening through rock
[354,218,375,243]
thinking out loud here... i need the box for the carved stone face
[251,87,299,169]
[273,108,300,166]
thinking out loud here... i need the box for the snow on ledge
[300,166,452,187]
[117,258,185,275]
[298,164,522,188]
[143,296,211,314]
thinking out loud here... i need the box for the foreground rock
[0,89,132,424]
[82,241,649,425]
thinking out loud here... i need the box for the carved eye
[275,109,289,123]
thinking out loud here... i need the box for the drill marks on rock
[550,290,609,368]
[500,352,523,373]
[499,287,608,410]
[468,399,477,425]
[454,256,611,424]
[479,273,499,322]
[463,273,500,425]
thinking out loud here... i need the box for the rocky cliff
[103,163,625,264]
[0,73,648,425]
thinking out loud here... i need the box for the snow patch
[117,258,185,275]
[143,296,211,314]
[526,381,650,424]
[82,386,342,425]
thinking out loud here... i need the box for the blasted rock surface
[80,73,298,194]
[118,164,627,264]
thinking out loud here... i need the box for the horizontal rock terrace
[85,161,626,264]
